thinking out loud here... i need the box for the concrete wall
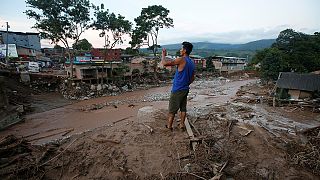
[0,31,41,51]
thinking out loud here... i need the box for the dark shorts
[169,90,189,114]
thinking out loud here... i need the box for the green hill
[162,39,275,51]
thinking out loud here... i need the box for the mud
[0,77,320,179]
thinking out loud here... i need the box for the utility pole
[5,22,9,65]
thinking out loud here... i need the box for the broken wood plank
[92,139,120,144]
[189,120,201,136]
[184,117,194,139]
[112,116,133,124]
[40,137,78,167]
[23,132,40,139]
[62,128,74,136]
[185,117,197,151]
[28,128,74,142]
[142,123,154,134]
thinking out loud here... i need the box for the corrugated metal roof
[276,72,320,91]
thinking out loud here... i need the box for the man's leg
[167,112,175,129]
[179,90,188,129]
[179,111,186,129]
[168,92,178,130]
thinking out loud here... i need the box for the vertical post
[5,22,9,65]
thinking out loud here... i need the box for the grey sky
[0,0,319,48]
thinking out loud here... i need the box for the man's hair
[182,41,193,55]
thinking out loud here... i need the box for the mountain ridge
[161,39,275,51]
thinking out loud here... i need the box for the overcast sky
[0,0,319,48]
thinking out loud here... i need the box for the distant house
[63,48,122,80]
[212,56,246,74]
[0,30,41,60]
[42,48,66,63]
[212,61,223,71]
[190,55,206,68]
[91,48,121,61]
[276,72,320,100]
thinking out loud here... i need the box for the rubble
[286,126,320,175]
[1,76,320,179]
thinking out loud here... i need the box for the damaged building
[275,72,320,110]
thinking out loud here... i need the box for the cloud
[158,25,319,45]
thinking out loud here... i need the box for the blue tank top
[172,56,195,93]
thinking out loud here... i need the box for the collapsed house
[275,72,320,109]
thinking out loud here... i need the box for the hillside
[162,39,275,51]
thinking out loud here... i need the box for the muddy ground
[0,77,320,179]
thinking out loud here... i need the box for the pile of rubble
[59,80,134,100]
[0,135,47,179]
[286,126,320,175]
[59,78,171,100]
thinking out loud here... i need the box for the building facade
[0,30,41,60]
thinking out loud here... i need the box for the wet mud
[1,77,319,179]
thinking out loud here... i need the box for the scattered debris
[142,123,154,134]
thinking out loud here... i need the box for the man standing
[161,41,195,131]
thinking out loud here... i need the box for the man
[161,41,195,131]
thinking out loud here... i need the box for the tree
[124,47,139,55]
[54,44,63,49]
[253,29,320,81]
[205,57,214,72]
[130,5,173,57]
[91,4,132,83]
[72,38,92,51]
[259,48,288,82]
[25,0,91,78]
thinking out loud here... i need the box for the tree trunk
[68,50,73,79]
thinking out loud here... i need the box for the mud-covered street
[1,77,320,179]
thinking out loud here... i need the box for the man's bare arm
[162,48,182,66]
[162,57,182,66]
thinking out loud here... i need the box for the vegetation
[130,5,173,57]
[25,0,91,78]
[91,3,132,83]
[72,39,92,51]
[252,29,320,81]
[91,4,132,49]
[205,57,214,72]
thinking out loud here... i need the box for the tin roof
[276,72,320,91]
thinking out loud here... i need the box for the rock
[16,105,24,113]
[72,83,76,86]
[122,85,128,91]
[20,72,30,83]
[113,87,120,92]
[97,84,102,91]
[137,106,156,123]
[90,85,96,90]
[183,163,191,172]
